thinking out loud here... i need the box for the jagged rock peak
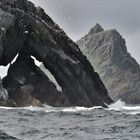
[88,23,104,35]
[77,25,140,105]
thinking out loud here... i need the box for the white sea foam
[108,100,140,115]
[0,106,14,109]
[0,100,140,115]
[109,100,125,110]
[43,105,102,113]
[0,105,102,113]
[60,106,102,112]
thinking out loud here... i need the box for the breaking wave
[0,100,140,115]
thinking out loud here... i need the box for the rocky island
[0,0,112,107]
[77,24,140,104]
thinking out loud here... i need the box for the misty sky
[29,0,140,61]
[0,0,140,77]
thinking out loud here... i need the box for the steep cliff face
[77,24,140,104]
[0,0,112,107]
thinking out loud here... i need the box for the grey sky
[29,0,140,62]
[0,0,140,77]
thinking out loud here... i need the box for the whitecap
[61,106,102,112]
[108,99,125,110]
[108,100,140,115]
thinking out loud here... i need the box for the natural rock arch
[0,0,112,107]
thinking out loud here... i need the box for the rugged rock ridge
[88,23,104,35]
[0,0,112,107]
[77,24,140,104]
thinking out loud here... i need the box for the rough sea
[0,100,140,140]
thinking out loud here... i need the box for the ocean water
[0,100,140,140]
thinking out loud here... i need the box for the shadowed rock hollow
[77,24,140,104]
[0,0,112,107]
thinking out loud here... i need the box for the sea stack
[77,24,140,104]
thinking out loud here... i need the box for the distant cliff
[77,23,140,104]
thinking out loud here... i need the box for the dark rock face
[0,77,8,101]
[0,0,112,107]
[77,24,140,104]
[2,56,70,107]
[0,76,16,106]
